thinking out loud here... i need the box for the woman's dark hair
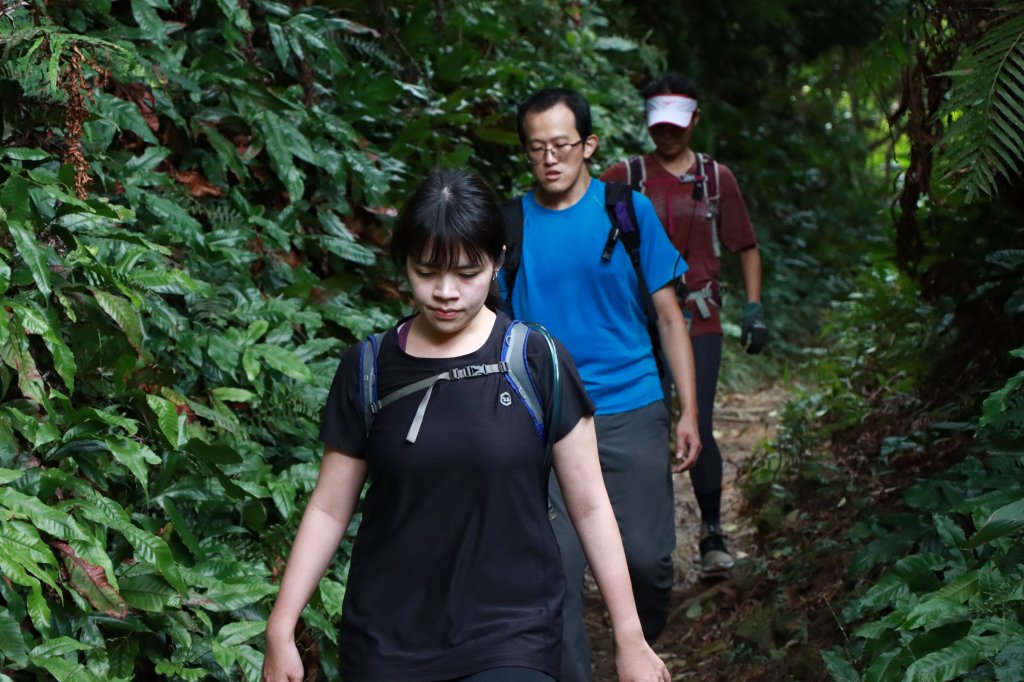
[390,168,506,309]
[641,73,699,100]
[516,87,593,146]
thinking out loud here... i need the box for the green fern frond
[342,34,401,72]
[938,2,1024,202]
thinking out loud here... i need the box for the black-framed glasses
[525,139,584,162]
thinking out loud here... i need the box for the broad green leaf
[1,173,30,223]
[0,530,59,590]
[0,487,87,540]
[320,235,377,266]
[9,223,52,298]
[994,638,1024,682]
[319,579,344,616]
[211,640,237,676]
[211,387,258,403]
[107,637,139,680]
[905,634,1007,681]
[0,148,48,161]
[129,0,167,46]
[900,596,970,631]
[146,394,186,448]
[131,268,214,296]
[966,498,1024,548]
[74,495,186,593]
[30,636,91,658]
[104,436,161,487]
[12,302,76,392]
[119,573,175,611]
[0,549,35,587]
[202,581,277,611]
[254,111,306,201]
[143,194,203,242]
[245,319,270,344]
[0,519,56,565]
[866,649,912,682]
[0,259,9,295]
[235,644,264,681]
[216,621,266,647]
[270,479,296,519]
[72,407,139,435]
[202,126,249,180]
[26,582,50,638]
[92,91,159,145]
[934,569,980,604]
[0,467,24,485]
[30,635,100,681]
[242,346,261,381]
[821,649,860,682]
[215,0,253,31]
[160,498,200,557]
[0,605,28,667]
[251,344,313,382]
[92,289,143,352]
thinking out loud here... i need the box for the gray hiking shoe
[699,523,735,575]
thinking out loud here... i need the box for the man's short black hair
[641,73,699,100]
[516,88,593,146]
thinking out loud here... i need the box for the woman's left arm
[552,417,671,682]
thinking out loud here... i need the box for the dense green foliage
[1,0,1022,680]
[0,0,691,678]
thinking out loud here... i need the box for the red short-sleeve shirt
[602,153,757,336]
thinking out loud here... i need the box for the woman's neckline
[395,310,501,360]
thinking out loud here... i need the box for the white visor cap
[645,95,698,129]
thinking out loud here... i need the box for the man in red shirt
[602,72,768,577]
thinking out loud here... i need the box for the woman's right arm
[262,447,368,682]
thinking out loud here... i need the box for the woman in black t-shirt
[261,170,670,682]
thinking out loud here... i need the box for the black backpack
[500,182,668,385]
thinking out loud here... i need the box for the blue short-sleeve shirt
[501,179,687,414]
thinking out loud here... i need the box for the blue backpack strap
[503,321,562,473]
[360,332,385,436]
[503,321,545,440]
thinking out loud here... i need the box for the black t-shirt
[319,311,595,681]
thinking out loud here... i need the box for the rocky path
[586,386,784,680]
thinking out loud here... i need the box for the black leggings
[442,668,556,682]
[688,334,723,502]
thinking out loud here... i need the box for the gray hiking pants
[549,400,676,682]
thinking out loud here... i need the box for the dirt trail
[586,386,784,681]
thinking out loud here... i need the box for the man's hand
[740,302,769,354]
[672,413,701,472]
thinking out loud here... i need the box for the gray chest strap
[371,362,508,443]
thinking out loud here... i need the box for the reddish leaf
[173,169,224,198]
[53,541,129,619]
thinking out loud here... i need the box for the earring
[492,271,499,281]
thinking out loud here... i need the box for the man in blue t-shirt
[502,87,702,682]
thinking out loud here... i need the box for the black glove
[740,302,768,354]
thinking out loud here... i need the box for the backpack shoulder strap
[360,332,386,436]
[600,182,667,379]
[500,197,525,315]
[601,181,639,261]
[626,155,646,193]
[699,153,720,202]
[503,321,562,473]
[697,153,722,257]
